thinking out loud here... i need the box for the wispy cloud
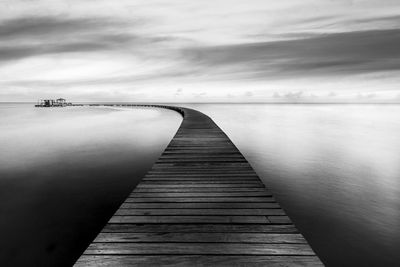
[182,28,400,79]
[0,16,179,62]
[0,16,117,39]
[0,16,130,61]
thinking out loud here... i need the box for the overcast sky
[1,0,400,102]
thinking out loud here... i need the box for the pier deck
[75,106,323,266]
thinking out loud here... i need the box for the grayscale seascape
[1,0,400,266]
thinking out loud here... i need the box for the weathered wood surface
[75,105,323,266]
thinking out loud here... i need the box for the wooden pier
[75,105,323,266]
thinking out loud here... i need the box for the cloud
[1,66,201,88]
[271,91,324,101]
[0,16,124,61]
[0,16,119,39]
[193,92,207,97]
[182,28,400,79]
[0,16,175,62]
[244,91,253,97]
[353,14,400,26]
[0,43,111,62]
[282,91,304,100]
[328,92,337,97]
[272,92,281,98]
[357,92,377,99]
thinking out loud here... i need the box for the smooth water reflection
[183,104,400,267]
[0,104,182,266]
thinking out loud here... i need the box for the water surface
[0,103,182,266]
[182,103,400,267]
[1,103,399,266]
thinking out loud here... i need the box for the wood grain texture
[115,208,285,216]
[120,202,281,209]
[75,255,323,267]
[74,105,323,266]
[123,197,276,203]
[128,192,272,197]
[132,187,269,193]
[84,243,316,255]
[109,215,269,224]
[94,232,307,243]
[101,224,300,233]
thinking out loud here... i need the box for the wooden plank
[94,233,306,243]
[143,177,260,181]
[137,182,264,186]
[153,163,253,167]
[141,179,261,183]
[159,157,247,160]
[136,184,265,188]
[145,173,258,175]
[133,188,269,193]
[156,160,249,163]
[84,243,316,255]
[120,202,280,209]
[147,171,257,173]
[148,169,256,171]
[124,197,276,203]
[101,224,299,233]
[138,181,263,184]
[157,157,246,160]
[129,192,272,197]
[162,151,243,154]
[109,215,269,224]
[115,208,285,216]
[145,175,258,178]
[149,166,254,169]
[146,173,258,176]
[146,174,258,176]
[268,216,292,224]
[75,255,323,267]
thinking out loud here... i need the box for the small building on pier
[35,98,72,107]
[56,98,66,106]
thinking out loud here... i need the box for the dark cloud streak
[353,15,400,25]
[0,16,129,61]
[0,16,173,62]
[0,41,121,62]
[182,28,400,78]
[0,16,122,39]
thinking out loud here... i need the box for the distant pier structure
[35,98,72,107]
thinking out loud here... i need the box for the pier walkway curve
[74,105,323,266]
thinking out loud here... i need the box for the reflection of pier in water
[74,104,323,266]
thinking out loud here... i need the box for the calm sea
[182,103,400,267]
[0,103,182,266]
[1,103,399,266]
